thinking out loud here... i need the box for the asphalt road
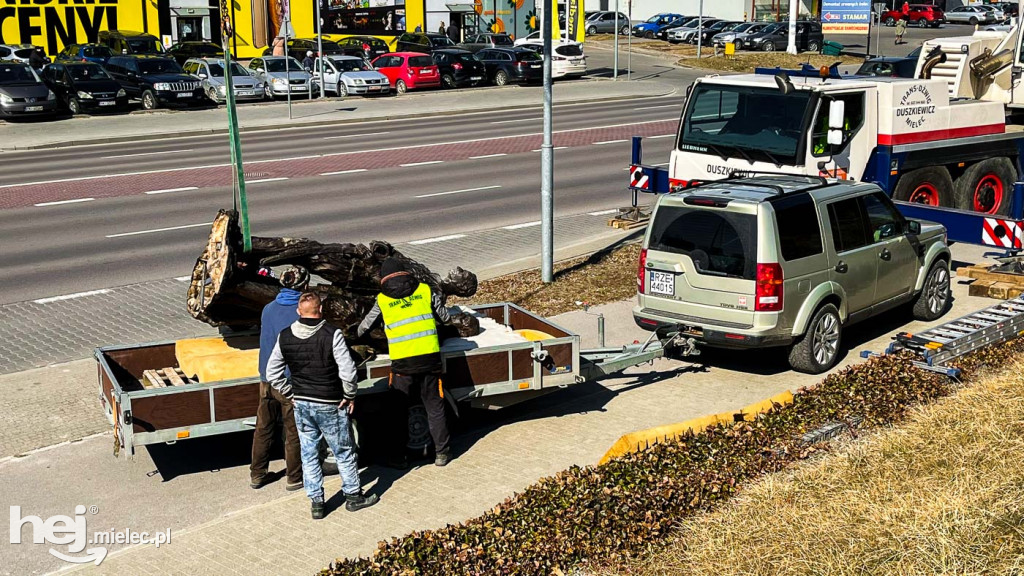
[0,88,693,305]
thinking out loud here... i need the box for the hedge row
[320,339,1024,576]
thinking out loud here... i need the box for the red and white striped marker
[629,165,650,190]
[982,218,1024,249]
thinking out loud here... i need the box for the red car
[370,52,440,94]
[881,4,945,27]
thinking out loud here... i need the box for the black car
[99,30,165,55]
[430,48,485,88]
[697,20,741,45]
[166,41,224,65]
[857,46,921,78]
[743,20,823,53]
[0,62,58,118]
[41,62,128,114]
[55,43,114,65]
[335,36,390,60]
[105,55,204,110]
[263,37,348,61]
[475,47,542,85]
[395,32,457,53]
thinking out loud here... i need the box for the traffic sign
[821,0,871,33]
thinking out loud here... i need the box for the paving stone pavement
[0,211,629,376]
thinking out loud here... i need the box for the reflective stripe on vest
[378,283,440,360]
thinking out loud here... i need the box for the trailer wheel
[407,404,432,453]
[893,166,954,207]
[954,158,1015,216]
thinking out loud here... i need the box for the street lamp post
[613,0,619,80]
[541,0,554,283]
[316,0,325,99]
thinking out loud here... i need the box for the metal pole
[221,17,250,251]
[627,0,632,79]
[541,0,554,284]
[613,0,619,80]
[786,0,798,54]
[865,1,872,58]
[284,18,292,119]
[316,0,324,99]
[697,0,703,59]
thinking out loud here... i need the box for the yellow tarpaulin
[176,336,260,383]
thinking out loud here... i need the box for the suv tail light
[637,248,647,294]
[755,263,783,312]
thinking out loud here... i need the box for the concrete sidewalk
[1,78,676,151]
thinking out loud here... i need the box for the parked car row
[632,12,825,53]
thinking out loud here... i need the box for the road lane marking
[248,177,289,184]
[34,289,111,304]
[415,185,501,198]
[588,209,619,216]
[408,234,467,245]
[323,131,391,140]
[320,169,368,176]
[0,120,675,190]
[532,147,568,152]
[145,186,198,195]
[491,117,542,124]
[101,149,193,159]
[401,161,444,167]
[174,276,192,282]
[34,198,94,207]
[502,221,541,230]
[647,134,675,139]
[469,153,507,159]
[634,104,677,110]
[594,139,628,145]
[106,222,211,238]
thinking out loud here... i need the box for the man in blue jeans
[265,291,379,519]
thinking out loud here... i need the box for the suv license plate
[649,271,674,296]
[177,92,192,98]
[25,105,43,111]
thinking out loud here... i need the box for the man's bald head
[297,291,322,318]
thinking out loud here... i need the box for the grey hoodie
[265,318,359,403]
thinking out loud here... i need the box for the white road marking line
[502,221,541,230]
[145,186,198,195]
[174,276,192,282]
[647,134,675,139]
[532,146,568,152]
[248,177,289,184]
[634,104,677,110]
[101,149,192,159]
[106,222,211,238]
[594,139,628,145]
[469,153,507,159]
[588,209,619,216]
[323,131,391,140]
[415,185,501,198]
[408,234,467,245]
[34,198,94,207]
[320,168,368,176]
[401,160,444,167]
[0,120,676,189]
[491,117,542,124]
[34,289,111,304]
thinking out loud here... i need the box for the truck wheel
[141,89,157,110]
[788,303,842,374]
[912,259,951,321]
[893,166,954,207]
[954,158,1015,215]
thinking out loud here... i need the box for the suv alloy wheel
[788,303,842,374]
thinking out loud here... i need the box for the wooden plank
[990,282,1016,300]
[161,368,187,387]
[958,265,991,279]
[142,370,165,389]
[969,279,997,298]
[131,390,211,432]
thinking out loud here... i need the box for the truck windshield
[680,83,813,167]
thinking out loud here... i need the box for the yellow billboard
[0,0,158,56]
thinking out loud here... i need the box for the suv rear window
[771,194,823,261]
[648,205,757,279]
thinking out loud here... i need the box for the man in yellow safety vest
[357,258,453,467]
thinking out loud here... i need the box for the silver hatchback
[633,176,951,374]
[183,58,265,102]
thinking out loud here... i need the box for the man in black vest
[265,291,378,519]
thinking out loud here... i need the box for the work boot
[344,491,379,512]
[434,449,451,467]
[250,476,268,490]
[285,481,304,492]
[311,498,325,520]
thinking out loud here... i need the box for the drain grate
[244,171,269,179]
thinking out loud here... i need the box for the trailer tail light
[637,248,648,294]
[755,263,783,312]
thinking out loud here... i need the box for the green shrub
[321,341,1024,576]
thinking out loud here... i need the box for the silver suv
[633,175,951,374]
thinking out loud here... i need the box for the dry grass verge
[455,243,640,317]
[684,51,860,73]
[606,360,1024,576]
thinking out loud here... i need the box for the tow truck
[628,9,1024,247]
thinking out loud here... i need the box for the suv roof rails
[684,179,787,195]
[726,170,828,185]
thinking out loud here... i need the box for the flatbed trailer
[98,302,687,458]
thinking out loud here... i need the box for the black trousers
[390,372,450,454]
[251,381,302,484]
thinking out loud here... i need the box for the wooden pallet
[959,264,1024,300]
[607,217,649,230]
[141,367,193,389]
